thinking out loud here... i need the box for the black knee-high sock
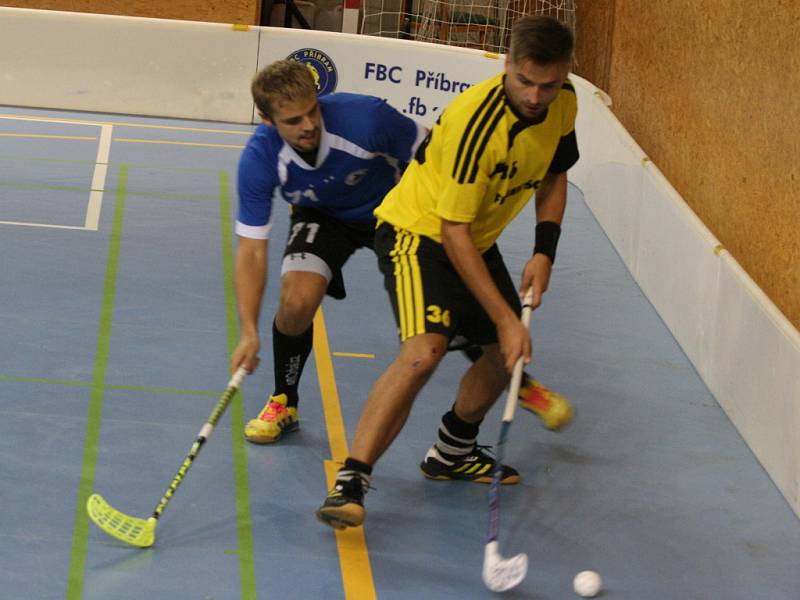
[272,319,313,408]
[434,407,482,462]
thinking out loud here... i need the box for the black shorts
[282,206,375,299]
[374,222,521,345]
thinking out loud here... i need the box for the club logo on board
[288,48,338,96]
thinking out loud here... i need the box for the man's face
[503,57,570,120]
[263,95,321,152]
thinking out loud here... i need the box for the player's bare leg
[317,333,447,528]
[454,339,573,430]
[350,332,448,464]
[451,343,508,423]
[274,270,327,334]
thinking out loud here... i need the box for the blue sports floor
[1,106,798,600]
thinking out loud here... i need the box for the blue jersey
[236,93,425,239]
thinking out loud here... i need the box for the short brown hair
[251,59,317,118]
[509,15,574,66]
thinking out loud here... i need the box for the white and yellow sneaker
[244,394,299,444]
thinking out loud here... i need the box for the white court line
[0,113,251,135]
[0,115,111,231]
[85,124,112,230]
[0,115,104,127]
[0,220,88,230]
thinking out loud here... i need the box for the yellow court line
[115,138,245,149]
[312,309,377,600]
[332,352,376,359]
[313,309,351,462]
[0,113,252,136]
[0,133,96,141]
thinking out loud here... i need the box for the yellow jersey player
[318,15,579,529]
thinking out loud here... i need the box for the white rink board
[257,27,504,127]
[0,8,258,122]
[569,75,800,518]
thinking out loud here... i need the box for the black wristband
[533,221,561,263]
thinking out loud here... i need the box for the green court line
[0,155,221,174]
[0,155,97,165]
[0,179,216,202]
[124,163,219,173]
[219,170,257,599]
[0,180,87,193]
[123,163,217,174]
[65,164,128,600]
[0,374,218,396]
[0,375,89,388]
[57,165,253,597]
[107,384,218,396]
[126,190,218,202]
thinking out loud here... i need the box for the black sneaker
[420,445,520,484]
[316,475,368,530]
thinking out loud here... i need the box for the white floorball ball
[573,570,602,597]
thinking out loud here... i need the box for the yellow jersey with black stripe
[374,72,578,253]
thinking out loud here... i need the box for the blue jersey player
[231,59,426,444]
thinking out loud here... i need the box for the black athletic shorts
[282,206,375,299]
[374,221,522,345]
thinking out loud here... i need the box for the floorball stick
[86,368,248,547]
[482,289,534,592]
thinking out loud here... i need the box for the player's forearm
[440,220,517,327]
[534,171,567,224]
[234,239,268,336]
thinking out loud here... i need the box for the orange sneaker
[518,375,573,431]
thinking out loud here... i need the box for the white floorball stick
[482,288,534,592]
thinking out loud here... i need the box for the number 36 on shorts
[426,304,451,327]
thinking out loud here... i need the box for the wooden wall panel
[579,0,800,330]
[0,1,260,25]
[574,0,615,92]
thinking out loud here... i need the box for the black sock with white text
[272,319,312,408]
